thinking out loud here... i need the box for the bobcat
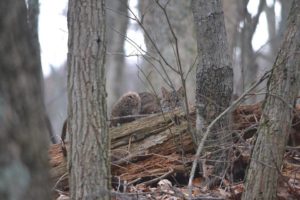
[138,92,161,114]
[110,92,141,127]
[110,87,184,126]
[160,86,184,112]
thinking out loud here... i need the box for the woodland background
[43,0,292,143]
[1,0,298,199]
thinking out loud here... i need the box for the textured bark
[0,0,51,199]
[192,0,233,182]
[67,0,110,199]
[242,1,300,199]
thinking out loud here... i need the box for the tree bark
[242,0,300,199]
[192,0,233,185]
[0,0,51,199]
[67,0,109,199]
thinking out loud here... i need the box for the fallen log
[50,107,196,190]
[49,103,300,191]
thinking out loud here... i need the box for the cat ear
[177,86,184,97]
[161,86,169,98]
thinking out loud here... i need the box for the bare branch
[188,69,271,198]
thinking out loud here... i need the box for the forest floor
[50,103,300,200]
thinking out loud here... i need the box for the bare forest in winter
[0,0,299,199]
[44,0,295,143]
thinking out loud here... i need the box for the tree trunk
[278,0,293,37]
[67,0,110,199]
[27,0,57,144]
[222,0,243,98]
[242,1,300,199]
[27,0,41,58]
[138,0,197,99]
[106,0,129,112]
[265,1,277,56]
[222,0,241,57]
[239,0,265,103]
[192,0,233,185]
[0,0,51,199]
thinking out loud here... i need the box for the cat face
[161,86,184,112]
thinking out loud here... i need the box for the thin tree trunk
[27,0,57,144]
[67,0,110,199]
[222,0,241,57]
[222,0,244,98]
[192,0,233,185]
[242,1,300,199]
[138,0,197,99]
[0,0,51,199]
[239,0,265,103]
[106,0,129,111]
[265,1,277,56]
[278,0,293,37]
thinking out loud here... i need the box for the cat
[110,87,184,126]
[160,86,184,112]
[110,92,141,127]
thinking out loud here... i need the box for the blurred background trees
[0,0,51,198]
[42,0,293,142]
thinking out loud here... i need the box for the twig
[109,113,161,122]
[126,5,179,74]
[286,145,300,150]
[52,172,68,191]
[153,0,193,142]
[185,54,199,80]
[127,177,142,186]
[141,168,174,186]
[187,69,271,199]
